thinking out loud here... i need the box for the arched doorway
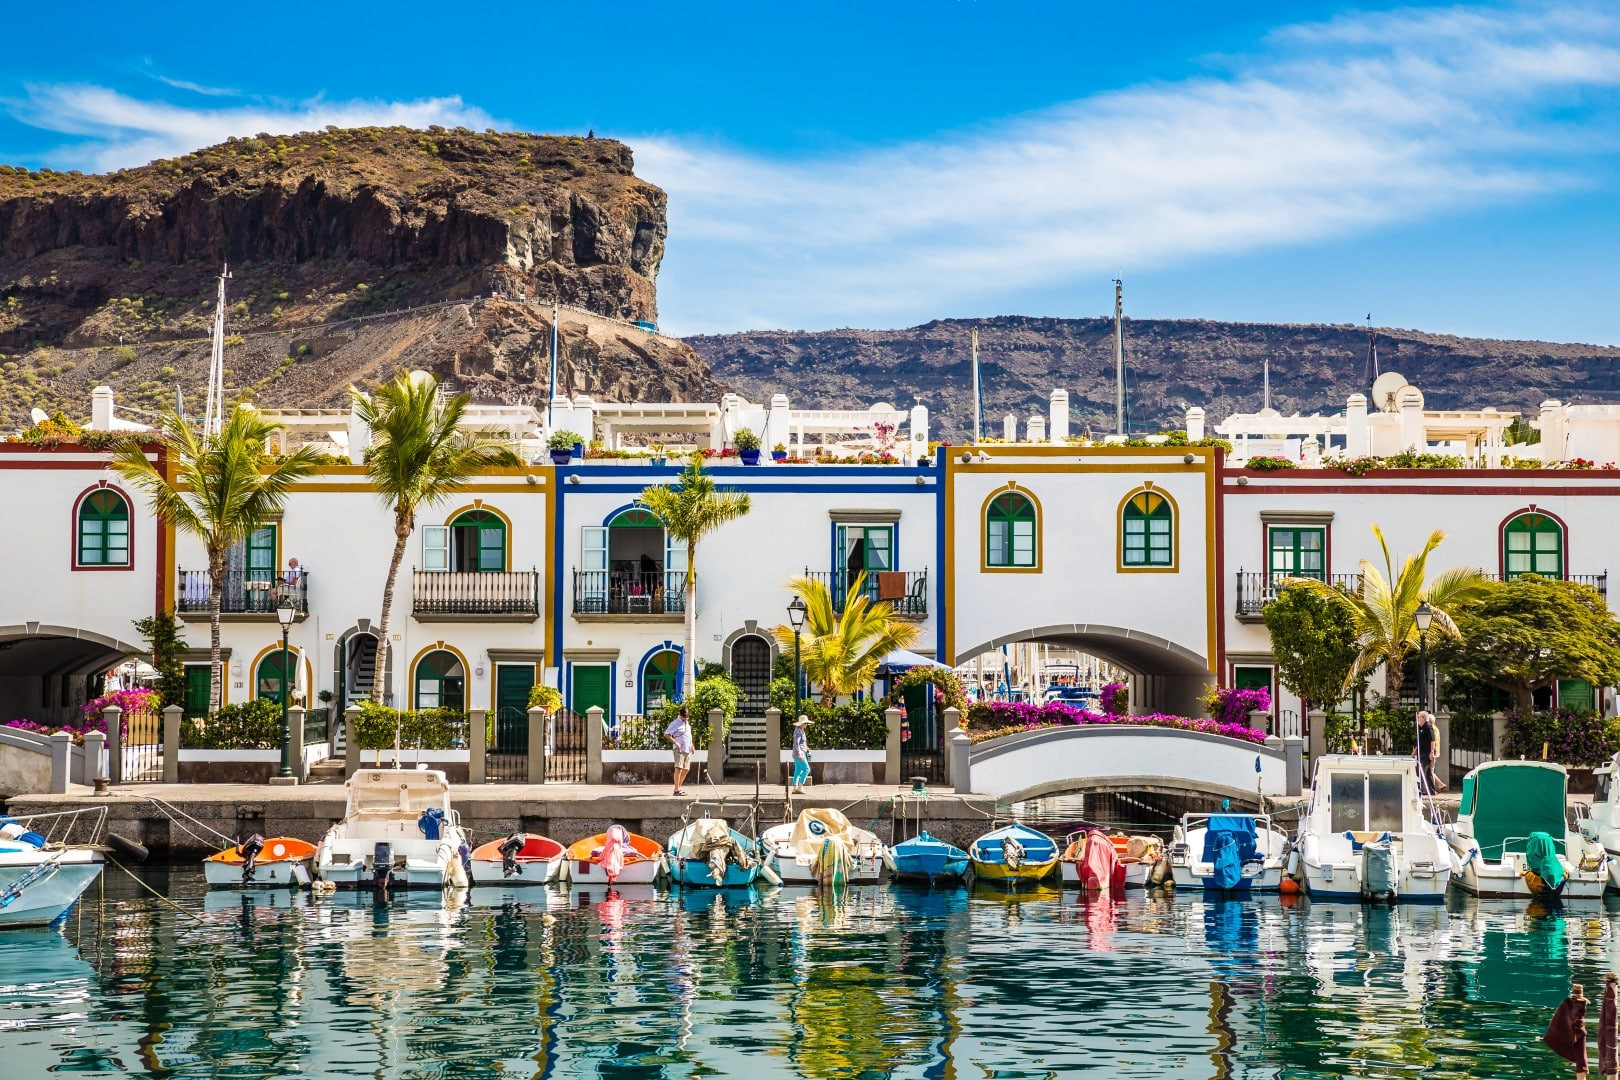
[255,649,297,705]
[580,508,687,613]
[0,624,144,727]
[413,650,466,712]
[641,648,681,714]
[729,636,773,717]
[336,630,380,710]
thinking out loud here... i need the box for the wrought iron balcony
[412,569,540,619]
[177,569,309,617]
[1474,571,1607,597]
[1234,571,1361,617]
[801,569,929,617]
[572,570,687,616]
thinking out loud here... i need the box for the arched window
[414,650,466,711]
[985,491,1037,568]
[255,649,297,705]
[1121,489,1175,569]
[77,489,130,566]
[451,509,506,572]
[1504,512,1563,579]
[641,649,681,714]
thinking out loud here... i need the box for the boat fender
[238,834,265,884]
[1148,856,1171,887]
[107,833,148,863]
[458,842,473,880]
[0,822,47,848]
[1279,877,1301,895]
[498,834,525,878]
[1285,850,1300,878]
[291,862,312,889]
[881,848,898,876]
[758,860,783,887]
[962,863,977,889]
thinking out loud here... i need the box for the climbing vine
[881,666,968,715]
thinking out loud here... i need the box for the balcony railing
[1234,571,1361,617]
[1474,571,1607,597]
[412,569,540,616]
[801,569,929,617]
[177,569,309,615]
[572,570,688,615]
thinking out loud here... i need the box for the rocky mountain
[688,317,1620,442]
[0,126,719,426]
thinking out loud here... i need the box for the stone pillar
[1435,707,1451,784]
[948,727,972,795]
[585,707,604,784]
[1491,710,1509,759]
[707,709,726,784]
[1345,393,1369,457]
[49,731,72,795]
[1002,413,1016,441]
[468,708,487,785]
[284,706,306,783]
[162,705,182,784]
[1307,709,1327,770]
[942,707,962,786]
[764,708,783,786]
[344,705,362,777]
[103,705,123,785]
[1050,390,1070,442]
[1027,415,1046,443]
[1185,406,1205,443]
[1398,386,1425,451]
[1249,709,1272,738]
[885,708,902,787]
[528,706,549,784]
[1540,400,1564,465]
[1284,736,1304,797]
[83,730,106,787]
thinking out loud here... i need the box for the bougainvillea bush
[1502,708,1620,766]
[82,688,158,719]
[1099,681,1129,716]
[962,700,1268,746]
[1201,685,1273,727]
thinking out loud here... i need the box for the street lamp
[275,586,296,779]
[787,595,808,722]
[1414,600,1434,713]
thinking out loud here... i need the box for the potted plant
[547,430,582,465]
[650,442,667,466]
[734,427,762,465]
[772,441,788,462]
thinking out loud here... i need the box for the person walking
[665,706,693,797]
[1415,711,1445,792]
[791,714,812,794]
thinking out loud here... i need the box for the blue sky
[3,1,1619,342]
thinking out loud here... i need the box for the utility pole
[1114,279,1126,437]
[971,328,982,443]
[547,297,560,430]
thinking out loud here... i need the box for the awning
[879,649,952,672]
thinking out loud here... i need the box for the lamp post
[787,595,807,722]
[276,586,296,779]
[1414,600,1434,714]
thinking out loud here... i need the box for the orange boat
[203,836,317,887]
[565,825,663,885]
[469,833,565,886]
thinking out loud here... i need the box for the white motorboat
[1447,760,1606,899]
[1168,813,1290,892]
[1296,755,1451,901]
[0,817,104,928]
[314,769,471,889]
[759,808,889,886]
[1577,750,1620,890]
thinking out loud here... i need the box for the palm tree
[110,406,323,711]
[773,572,919,706]
[638,457,752,697]
[1293,525,1488,700]
[351,370,517,704]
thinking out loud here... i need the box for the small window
[414,649,465,712]
[1329,773,1364,833]
[1503,512,1562,579]
[77,489,130,566]
[986,491,1037,568]
[451,510,506,572]
[1269,527,1325,582]
[1121,490,1174,568]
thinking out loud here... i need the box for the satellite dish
[29,408,48,425]
[1371,371,1409,413]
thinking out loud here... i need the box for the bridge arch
[954,622,1213,716]
[0,623,146,727]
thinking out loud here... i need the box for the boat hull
[1168,863,1284,892]
[1453,857,1607,900]
[203,858,312,888]
[315,835,471,889]
[469,857,562,886]
[972,857,1058,885]
[568,858,661,886]
[767,853,884,885]
[0,854,103,928]
[1301,858,1450,901]
[893,854,969,881]
[1062,859,1154,888]
[669,859,759,888]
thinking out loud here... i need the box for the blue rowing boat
[892,831,969,882]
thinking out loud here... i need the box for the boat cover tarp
[1468,763,1568,861]
[1080,829,1125,890]
[1202,816,1257,889]
[1526,830,1567,891]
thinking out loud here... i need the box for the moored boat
[1061,831,1166,889]
[313,769,471,889]
[565,825,664,885]
[1169,814,1290,892]
[1296,754,1450,902]
[667,818,760,887]
[1446,760,1606,899]
[969,822,1059,885]
[1577,750,1620,891]
[469,833,565,886]
[203,835,317,888]
[758,808,889,887]
[0,820,103,929]
[892,831,969,882]
[1058,829,1124,889]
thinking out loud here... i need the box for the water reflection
[9,872,1620,1077]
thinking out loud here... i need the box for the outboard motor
[418,808,445,840]
[237,833,266,885]
[373,842,394,891]
[1361,838,1396,902]
[498,834,525,878]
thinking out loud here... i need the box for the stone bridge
[958,724,1303,805]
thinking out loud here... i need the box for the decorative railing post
[764,708,783,786]
[1306,709,1327,769]
[84,729,106,787]
[585,707,604,784]
[942,707,963,787]
[1249,709,1274,741]
[528,706,548,784]
[103,705,123,786]
[885,707,903,786]
[468,709,487,784]
[162,704,183,784]
[1490,710,1509,760]
[1284,735,1304,796]
[49,731,72,795]
[344,705,362,777]
[707,709,726,784]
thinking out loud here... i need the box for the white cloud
[635,2,1620,334]
[8,85,498,172]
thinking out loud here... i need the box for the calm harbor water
[0,866,1611,1078]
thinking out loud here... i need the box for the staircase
[726,714,769,776]
[346,636,378,709]
[305,759,346,785]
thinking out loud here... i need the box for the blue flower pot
[740,449,762,466]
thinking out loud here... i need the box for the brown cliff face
[0,127,719,423]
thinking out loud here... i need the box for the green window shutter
[184,665,212,718]
[415,649,465,711]
[1558,679,1594,711]
[642,650,681,714]
[1504,513,1563,579]
[255,650,295,705]
[986,493,1036,567]
[78,490,130,566]
[1268,528,1325,581]
[246,526,277,579]
[451,510,506,572]
[1121,491,1174,567]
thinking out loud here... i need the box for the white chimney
[1049,390,1070,443]
[90,386,115,431]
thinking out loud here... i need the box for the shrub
[83,687,158,719]
[527,684,562,712]
[547,429,582,452]
[1200,684,1272,727]
[962,699,1267,745]
[1503,708,1620,766]
[181,699,282,749]
[880,666,969,715]
[1100,681,1129,716]
[650,675,741,744]
[1245,455,1296,471]
[349,702,467,751]
[732,427,761,451]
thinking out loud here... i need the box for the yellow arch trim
[406,640,472,710]
[247,642,315,704]
[443,501,515,570]
[979,482,1043,573]
[1116,484,1180,573]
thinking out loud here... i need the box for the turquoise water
[0,867,1612,1078]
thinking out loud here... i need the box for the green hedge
[181,699,283,749]
[350,702,467,751]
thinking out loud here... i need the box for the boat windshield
[1597,771,1612,806]
[1329,773,1364,833]
[1367,774,1403,833]
[1328,771,1406,833]
[351,782,446,814]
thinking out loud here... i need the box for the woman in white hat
[791,714,813,793]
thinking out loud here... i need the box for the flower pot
[740,449,762,466]
[771,450,787,461]
[549,450,572,465]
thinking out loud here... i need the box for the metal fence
[303,708,330,747]
[177,569,310,615]
[412,570,539,616]
[548,708,587,783]
[801,569,929,616]
[1450,711,1496,785]
[572,570,687,615]
[487,707,530,782]
[116,705,164,783]
[1233,572,1362,616]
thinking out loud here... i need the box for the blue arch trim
[636,640,684,713]
[600,501,665,528]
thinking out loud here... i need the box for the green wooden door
[495,665,535,751]
[571,665,611,716]
[184,665,212,718]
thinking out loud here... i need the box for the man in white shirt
[664,707,693,796]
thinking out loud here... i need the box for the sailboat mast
[1114,279,1126,436]
[203,264,230,442]
[1263,355,1271,411]
[547,298,560,430]
[971,328,982,443]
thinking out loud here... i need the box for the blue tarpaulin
[1202,815,1258,890]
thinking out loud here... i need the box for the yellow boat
[969,823,1059,884]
